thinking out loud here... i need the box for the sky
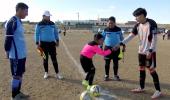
[0,0,169,24]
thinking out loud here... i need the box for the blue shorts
[10,58,26,76]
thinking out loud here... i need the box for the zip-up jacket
[102,26,124,47]
[34,20,59,44]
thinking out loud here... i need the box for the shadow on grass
[121,79,170,91]
[100,79,170,100]
[60,77,170,100]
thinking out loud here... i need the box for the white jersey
[123,18,157,54]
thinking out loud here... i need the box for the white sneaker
[56,73,63,79]
[131,87,144,93]
[151,90,162,99]
[44,72,48,79]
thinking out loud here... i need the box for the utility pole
[77,12,79,24]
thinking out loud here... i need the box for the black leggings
[80,55,95,85]
[105,59,119,76]
[40,41,59,74]
[104,46,120,76]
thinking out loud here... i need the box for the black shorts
[104,46,120,60]
[138,52,156,68]
[80,55,94,73]
[10,58,26,76]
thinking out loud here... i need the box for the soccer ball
[90,85,101,97]
[80,91,92,100]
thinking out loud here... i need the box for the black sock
[140,70,146,89]
[151,71,161,91]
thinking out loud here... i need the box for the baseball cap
[43,10,52,16]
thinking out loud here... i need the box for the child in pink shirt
[80,34,115,90]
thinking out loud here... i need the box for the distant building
[63,18,109,26]
[63,20,96,29]
[125,21,137,25]
[97,18,109,26]
[63,20,96,26]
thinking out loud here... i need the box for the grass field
[0,29,170,100]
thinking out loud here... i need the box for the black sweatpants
[80,55,95,85]
[40,41,59,74]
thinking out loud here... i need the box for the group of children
[80,8,162,99]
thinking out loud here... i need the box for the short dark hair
[108,16,116,22]
[133,8,147,17]
[94,33,103,41]
[16,2,28,12]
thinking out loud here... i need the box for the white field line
[60,38,118,100]
[60,38,86,78]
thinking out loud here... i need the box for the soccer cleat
[131,88,144,93]
[44,72,48,79]
[113,75,121,81]
[151,90,162,99]
[104,75,110,81]
[56,73,63,80]
[86,85,92,91]
[82,80,89,88]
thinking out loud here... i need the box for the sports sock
[11,78,21,98]
[140,70,146,89]
[151,71,161,91]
